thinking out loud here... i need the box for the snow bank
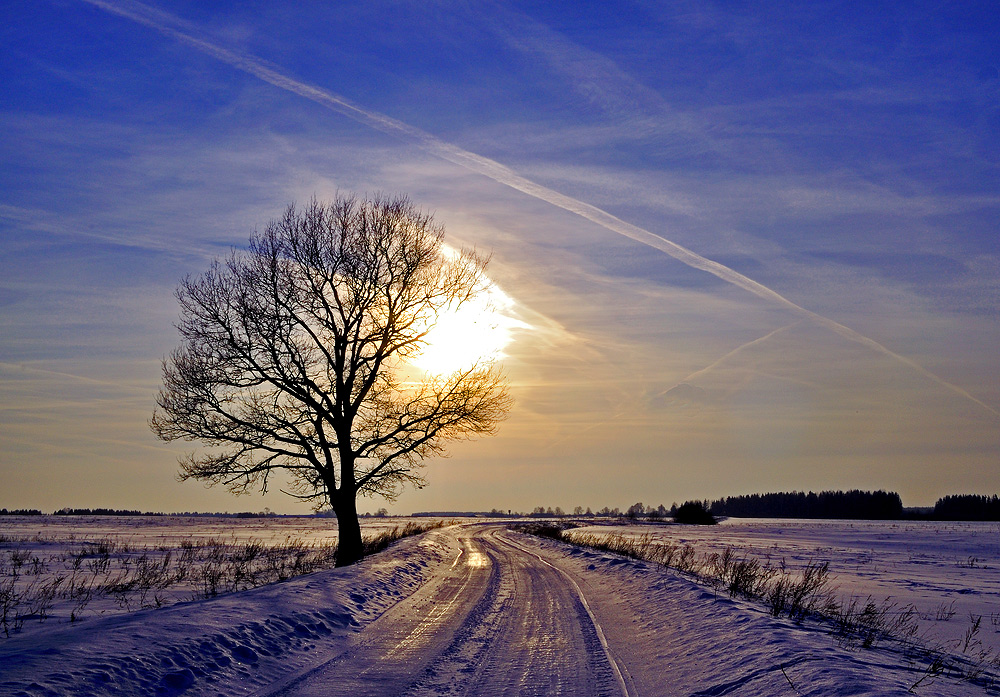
[0,530,457,697]
[568,519,1000,654]
[523,529,998,696]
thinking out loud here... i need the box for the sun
[409,267,526,376]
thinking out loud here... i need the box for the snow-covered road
[263,528,626,697]
[1,524,992,696]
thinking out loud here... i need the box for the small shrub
[673,501,717,525]
[515,523,570,541]
[933,601,957,622]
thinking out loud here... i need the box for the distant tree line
[521,503,675,520]
[932,494,1000,521]
[520,501,715,525]
[0,508,281,517]
[708,490,904,520]
[6,493,997,521]
[53,507,157,516]
[169,511,279,517]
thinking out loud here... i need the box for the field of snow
[1,516,998,696]
[0,515,444,638]
[1,521,453,697]
[0,513,415,547]
[568,518,1000,654]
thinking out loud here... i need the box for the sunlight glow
[409,250,528,375]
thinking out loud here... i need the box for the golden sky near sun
[408,250,530,376]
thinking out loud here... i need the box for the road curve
[263,525,631,697]
[2,523,982,697]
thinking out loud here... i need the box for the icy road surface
[0,524,991,696]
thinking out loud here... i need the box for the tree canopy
[152,194,512,564]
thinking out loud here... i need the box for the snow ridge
[0,533,453,697]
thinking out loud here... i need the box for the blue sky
[2,0,998,513]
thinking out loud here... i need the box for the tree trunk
[334,492,364,567]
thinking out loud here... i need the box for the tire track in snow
[258,535,494,697]
[402,533,514,696]
[492,530,634,697]
[451,528,624,697]
[265,526,631,697]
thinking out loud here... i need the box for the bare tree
[151,194,512,565]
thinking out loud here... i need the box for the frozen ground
[568,519,1000,655]
[0,513,419,547]
[0,515,443,636]
[1,518,998,696]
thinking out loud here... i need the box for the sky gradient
[2,0,999,514]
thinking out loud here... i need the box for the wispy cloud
[483,3,721,153]
[653,323,801,401]
[79,0,1000,420]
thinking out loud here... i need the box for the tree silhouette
[152,195,512,565]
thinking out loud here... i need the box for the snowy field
[0,513,414,547]
[1,516,999,696]
[0,515,442,638]
[2,515,998,650]
[568,518,1000,654]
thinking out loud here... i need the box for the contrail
[81,0,1000,419]
[670,323,799,390]
[655,323,836,405]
